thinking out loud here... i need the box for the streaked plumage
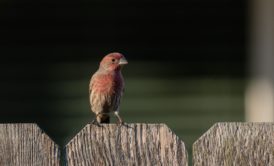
[89,52,128,124]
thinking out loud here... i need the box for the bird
[89,52,128,125]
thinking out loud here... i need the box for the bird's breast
[93,73,123,95]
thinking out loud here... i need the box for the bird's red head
[99,52,128,71]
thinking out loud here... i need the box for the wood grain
[66,123,188,166]
[193,123,274,166]
[0,123,60,166]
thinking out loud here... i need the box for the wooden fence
[0,123,273,165]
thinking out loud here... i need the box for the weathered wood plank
[0,123,60,166]
[66,123,188,166]
[193,123,274,166]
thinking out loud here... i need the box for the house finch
[89,52,128,124]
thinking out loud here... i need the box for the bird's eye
[111,59,115,62]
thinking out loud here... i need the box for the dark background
[0,0,247,162]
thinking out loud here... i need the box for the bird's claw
[116,121,133,129]
[117,120,124,127]
[91,119,101,127]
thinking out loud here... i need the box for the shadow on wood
[66,123,188,166]
[193,122,274,166]
[0,123,60,166]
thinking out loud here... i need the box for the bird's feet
[116,121,133,129]
[91,119,101,127]
[116,120,124,127]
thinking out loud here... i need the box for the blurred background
[0,0,273,163]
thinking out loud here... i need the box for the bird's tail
[97,114,110,123]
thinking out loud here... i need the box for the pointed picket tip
[66,123,188,166]
[193,122,274,166]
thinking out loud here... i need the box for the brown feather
[89,53,127,123]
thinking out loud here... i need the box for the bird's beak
[119,57,128,65]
